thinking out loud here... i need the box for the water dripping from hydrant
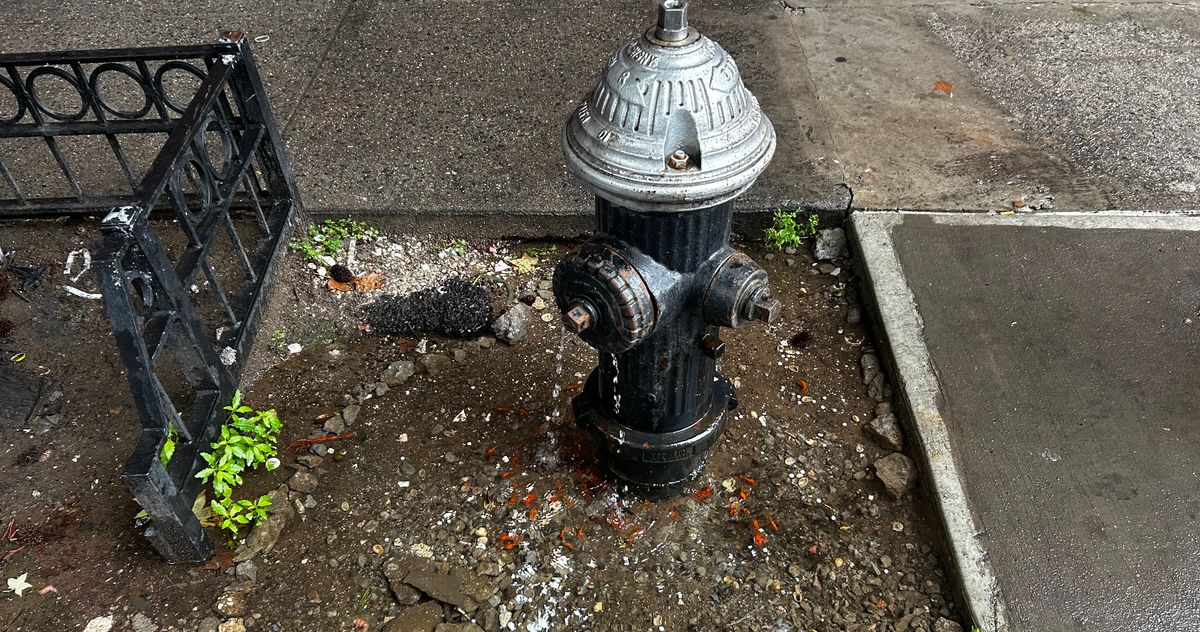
[610,354,621,415]
[549,326,568,419]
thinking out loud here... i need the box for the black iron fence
[0,32,301,562]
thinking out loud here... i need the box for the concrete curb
[850,209,1200,632]
[851,211,1009,631]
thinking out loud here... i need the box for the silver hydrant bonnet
[562,0,777,212]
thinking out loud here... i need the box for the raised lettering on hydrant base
[554,0,780,489]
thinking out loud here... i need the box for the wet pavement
[5,0,1199,228]
[854,211,1200,632]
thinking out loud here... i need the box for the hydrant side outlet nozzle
[555,2,780,490]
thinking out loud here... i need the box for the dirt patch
[0,221,963,632]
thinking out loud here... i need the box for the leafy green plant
[764,208,819,251]
[525,244,558,257]
[159,424,179,465]
[269,329,286,350]
[289,218,379,262]
[212,493,272,538]
[448,238,467,256]
[195,391,283,542]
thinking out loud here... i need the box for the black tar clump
[363,278,491,336]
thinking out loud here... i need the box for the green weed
[289,218,379,262]
[764,208,819,251]
[195,391,282,540]
[159,424,179,465]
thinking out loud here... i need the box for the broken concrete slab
[853,210,1200,632]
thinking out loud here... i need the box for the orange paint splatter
[741,475,756,486]
[766,514,780,532]
[496,533,523,550]
[934,80,953,96]
[797,378,808,394]
[752,519,767,547]
[522,492,538,506]
[690,485,713,501]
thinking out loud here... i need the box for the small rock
[867,372,887,402]
[384,555,433,604]
[453,348,468,363]
[214,591,247,618]
[130,613,157,632]
[83,616,114,632]
[476,608,499,632]
[491,303,533,345]
[436,623,484,632]
[874,453,917,499]
[445,452,458,463]
[235,560,258,583]
[323,416,347,434]
[814,227,847,260]
[286,343,302,355]
[404,568,472,611]
[288,471,319,494]
[382,360,416,386]
[846,304,862,325]
[196,617,221,632]
[818,262,836,275]
[382,601,444,632]
[933,618,965,632]
[419,354,451,375]
[866,412,904,452]
[297,455,324,468]
[342,404,361,425]
[236,484,294,562]
[217,619,246,632]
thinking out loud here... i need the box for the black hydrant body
[554,0,779,488]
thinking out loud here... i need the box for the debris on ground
[491,303,533,345]
[363,279,492,336]
[875,452,918,498]
[866,406,905,451]
[814,227,848,260]
[1012,191,1055,212]
[9,264,48,292]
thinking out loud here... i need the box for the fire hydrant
[554,0,780,488]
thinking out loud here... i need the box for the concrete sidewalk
[5,0,1198,221]
[854,211,1200,631]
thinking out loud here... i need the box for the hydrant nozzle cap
[563,0,776,212]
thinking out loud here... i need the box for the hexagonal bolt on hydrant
[554,0,780,489]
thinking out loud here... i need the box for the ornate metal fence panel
[0,32,301,562]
